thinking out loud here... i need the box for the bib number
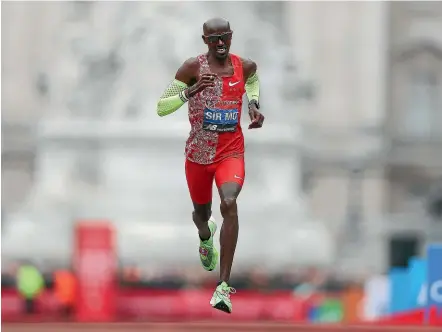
[203,108,239,133]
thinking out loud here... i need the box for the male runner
[156,17,264,314]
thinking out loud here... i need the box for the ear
[202,35,207,45]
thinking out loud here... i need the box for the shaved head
[203,17,230,35]
[202,17,232,61]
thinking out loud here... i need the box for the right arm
[156,58,215,117]
[156,79,189,117]
[156,58,196,117]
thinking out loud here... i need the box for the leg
[219,182,241,283]
[218,182,242,282]
[215,157,244,283]
[193,202,211,241]
[210,157,244,313]
[185,159,214,239]
[185,159,219,271]
[25,298,35,314]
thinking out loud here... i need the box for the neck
[207,52,229,66]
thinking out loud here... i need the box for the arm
[156,58,199,117]
[156,80,189,117]
[242,58,264,129]
[242,59,260,107]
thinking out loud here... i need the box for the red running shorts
[185,156,245,205]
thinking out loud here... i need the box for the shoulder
[240,57,257,70]
[175,57,201,84]
[239,56,257,79]
[181,57,201,73]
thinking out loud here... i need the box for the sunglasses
[204,32,233,44]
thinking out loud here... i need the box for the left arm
[242,58,264,129]
[243,59,259,104]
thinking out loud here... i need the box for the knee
[220,197,238,219]
[193,208,211,222]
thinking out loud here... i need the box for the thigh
[185,159,215,205]
[214,156,245,193]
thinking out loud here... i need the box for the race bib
[203,108,239,133]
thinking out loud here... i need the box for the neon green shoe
[210,281,236,314]
[199,217,218,271]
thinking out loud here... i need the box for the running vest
[185,54,245,165]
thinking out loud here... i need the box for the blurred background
[2,0,442,324]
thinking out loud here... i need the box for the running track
[2,322,440,332]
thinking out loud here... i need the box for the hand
[187,73,217,97]
[248,103,264,129]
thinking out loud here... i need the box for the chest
[220,76,245,97]
[207,63,244,97]
[211,65,235,77]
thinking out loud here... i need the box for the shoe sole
[212,301,232,314]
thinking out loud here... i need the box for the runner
[156,17,264,313]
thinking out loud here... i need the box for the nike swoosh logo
[234,175,243,180]
[229,81,241,87]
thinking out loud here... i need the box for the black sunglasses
[205,32,232,44]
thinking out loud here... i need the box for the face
[202,28,233,60]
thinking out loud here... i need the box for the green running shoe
[199,217,218,271]
[210,281,236,314]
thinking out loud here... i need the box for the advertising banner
[426,244,442,324]
[74,221,117,322]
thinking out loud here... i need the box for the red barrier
[117,288,307,322]
[1,288,61,320]
[370,307,442,326]
[1,288,307,322]
[3,287,440,326]
[2,322,442,332]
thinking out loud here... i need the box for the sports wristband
[248,99,260,110]
[179,90,189,102]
